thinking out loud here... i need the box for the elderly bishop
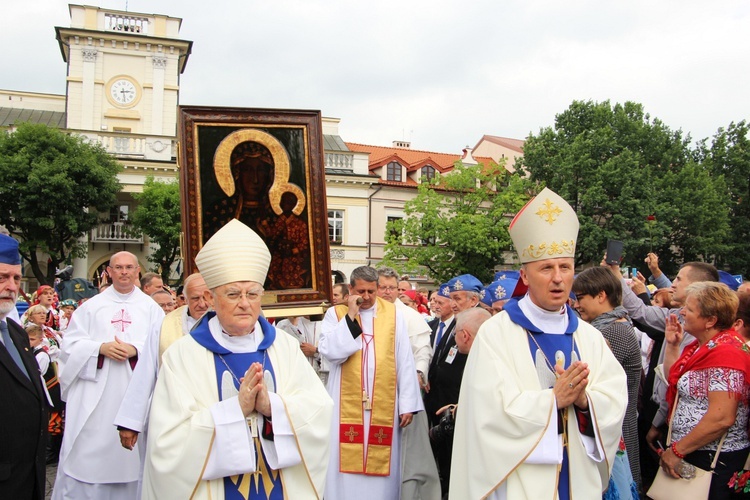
[142,219,332,499]
[450,188,627,500]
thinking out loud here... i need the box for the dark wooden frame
[178,106,331,317]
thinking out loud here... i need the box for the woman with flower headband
[660,281,750,499]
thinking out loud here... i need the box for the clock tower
[52,5,193,282]
[55,4,192,145]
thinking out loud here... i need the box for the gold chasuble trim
[159,306,188,366]
[334,298,397,475]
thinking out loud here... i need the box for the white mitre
[508,187,579,263]
[195,219,271,289]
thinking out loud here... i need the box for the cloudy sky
[3,0,749,152]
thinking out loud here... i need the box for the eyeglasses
[220,289,264,303]
[378,286,397,292]
[574,294,588,302]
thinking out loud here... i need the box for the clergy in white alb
[319,265,424,500]
[113,273,210,496]
[275,315,329,385]
[375,266,440,500]
[141,219,333,500]
[52,251,164,500]
[114,273,210,440]
[449,188,627,500]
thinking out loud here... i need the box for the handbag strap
[666,391,728,469]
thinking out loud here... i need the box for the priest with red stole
[319,265,423,500]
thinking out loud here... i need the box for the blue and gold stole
[505,298,581,500]
[191,313,283,500]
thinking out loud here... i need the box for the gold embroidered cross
[344,426,359,442]
[535,198,562,224]
[373,428,388,444]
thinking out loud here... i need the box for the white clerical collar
[518,294,568,335]
[112,287,136,300]
[360,303,377,317]
[208,315,262,353]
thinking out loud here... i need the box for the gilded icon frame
[178,106,332,318]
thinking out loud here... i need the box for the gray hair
[376,266,399,280]
[350,266,379,285]
[183,273,206,296]
[455,308,491,336]
[150,289,172,299]
[140,272,161,289]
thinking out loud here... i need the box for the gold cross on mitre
[535,198,563,224]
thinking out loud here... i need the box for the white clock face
[110,79,137,106]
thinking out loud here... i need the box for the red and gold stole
[334,297,397,475]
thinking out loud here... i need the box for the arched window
[420,165,436,182]
[386,161,402,182]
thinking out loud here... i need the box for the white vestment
[114,306,193,434]
[394,298,432,374]
[276,316,329,382]
[113,306,193,498]
[52,286,164,499]
[319,302,424,500]
[393,299,440,500]
[141,316,333,499]
[449,306,627,500]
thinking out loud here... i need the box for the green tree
[382,162,531,283]
[518,100,729,274]
[695,121,750,276]
[0,123,121,284]
[128,176,182,283]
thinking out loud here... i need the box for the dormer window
[386,161,402,182]
[420,165,436,183]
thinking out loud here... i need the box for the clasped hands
[100,336,136,361]
[239,362,272,418]
[553,361,589,409]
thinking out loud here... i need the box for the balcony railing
[91,223,143,243]
[325,153,353,170]
[75,131,175,162]
[105,13,149,34]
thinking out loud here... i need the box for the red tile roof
[472,135,525,153]
[346,142,496,174]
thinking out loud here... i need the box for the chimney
[462,145,477,165]
[393,140,411,149]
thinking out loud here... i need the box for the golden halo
[213,129,306,216]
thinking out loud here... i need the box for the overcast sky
[3,0,749,152]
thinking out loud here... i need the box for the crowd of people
[1,185,749,499]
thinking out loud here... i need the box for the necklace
[217,350,267,387]
[526,330,576,375]
[526,329,576,458]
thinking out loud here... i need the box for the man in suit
[0,234,48,500]
[427,283,455,357]
[425,274,482,495]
